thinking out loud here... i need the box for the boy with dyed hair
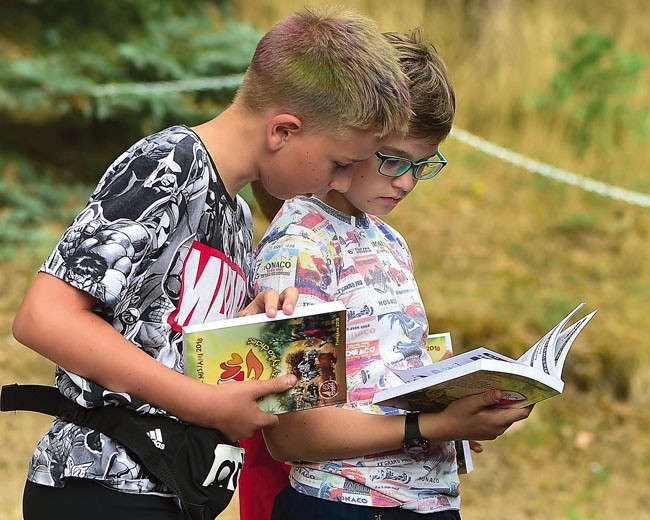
[236,8,410,139]
[11,7,411,519]
[244,29,532,519]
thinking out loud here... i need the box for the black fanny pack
[1,384,244,520]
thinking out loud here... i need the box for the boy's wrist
[418,411,451,444]
[402,412,430,460]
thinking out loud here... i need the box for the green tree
[0,1,260,258]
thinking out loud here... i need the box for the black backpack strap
[1,384,184,503]
[1,383,78,417]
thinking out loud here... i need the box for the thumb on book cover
[482,389,504,406]
[253,374,298,398]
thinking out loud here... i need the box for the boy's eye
[333,162,351,171]
[383,158,402,169]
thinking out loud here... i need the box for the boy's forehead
[330,128,384,159]
[380,136,439,160]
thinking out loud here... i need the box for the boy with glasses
[11,7,411,519]
[243,29,532,519]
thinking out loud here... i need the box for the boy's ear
[267,114,302,151]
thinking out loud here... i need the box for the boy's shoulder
[143,124,199,146]
[120,125,207,166]
[370,215,406,240]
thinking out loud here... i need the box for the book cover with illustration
[182,301,347,414]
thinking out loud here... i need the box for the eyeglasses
[375,150,448,180]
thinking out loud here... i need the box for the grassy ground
[2,1,650,519]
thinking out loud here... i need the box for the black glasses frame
[375,150,448,180]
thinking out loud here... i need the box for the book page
[517,331,554,371]
[554,310,597,376]
[517,302,586,378]
[375,359,563,411]
[390,347,517,384]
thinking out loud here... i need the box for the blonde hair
[383,29,456,145]
[235,6,411,137]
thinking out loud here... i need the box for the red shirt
[238,431,291,520]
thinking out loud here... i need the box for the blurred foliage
[0,155,91,260]
[530,29,649,156]
[0,0,260,177]
[0,0,261,257]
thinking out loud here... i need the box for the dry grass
[2,1,650,519]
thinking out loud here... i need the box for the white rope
[88,76,649,208]
[91,74,245,97]
[450,128,650,209]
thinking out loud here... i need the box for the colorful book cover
[425,332,453,363]
[182,301,347,414]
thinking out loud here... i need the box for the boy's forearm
[263,407,405,461]
[262,391,534,463]
[262,407,477,462]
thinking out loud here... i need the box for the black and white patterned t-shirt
[29,125,253,494]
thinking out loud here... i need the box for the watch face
[402,412,430,460]
[403,439,431,460]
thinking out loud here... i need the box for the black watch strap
[404,412,420,439]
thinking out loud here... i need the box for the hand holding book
[183,301,347,414]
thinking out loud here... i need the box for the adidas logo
[146,428,166,450]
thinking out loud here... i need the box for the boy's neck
[192,105,262,199]
[317,191,364,218]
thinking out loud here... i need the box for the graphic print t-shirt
[29,125,253,494]
[250,197,459,513]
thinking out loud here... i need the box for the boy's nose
[329,169,354,194]
[391,172,417,192]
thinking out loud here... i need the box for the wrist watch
[402,412,430,460]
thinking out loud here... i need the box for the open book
[182,301,347,414]
[373,303,597,412]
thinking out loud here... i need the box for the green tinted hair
[235,6,411,137]
[383,29,456,146]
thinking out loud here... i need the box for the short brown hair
[383,29,456,145]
